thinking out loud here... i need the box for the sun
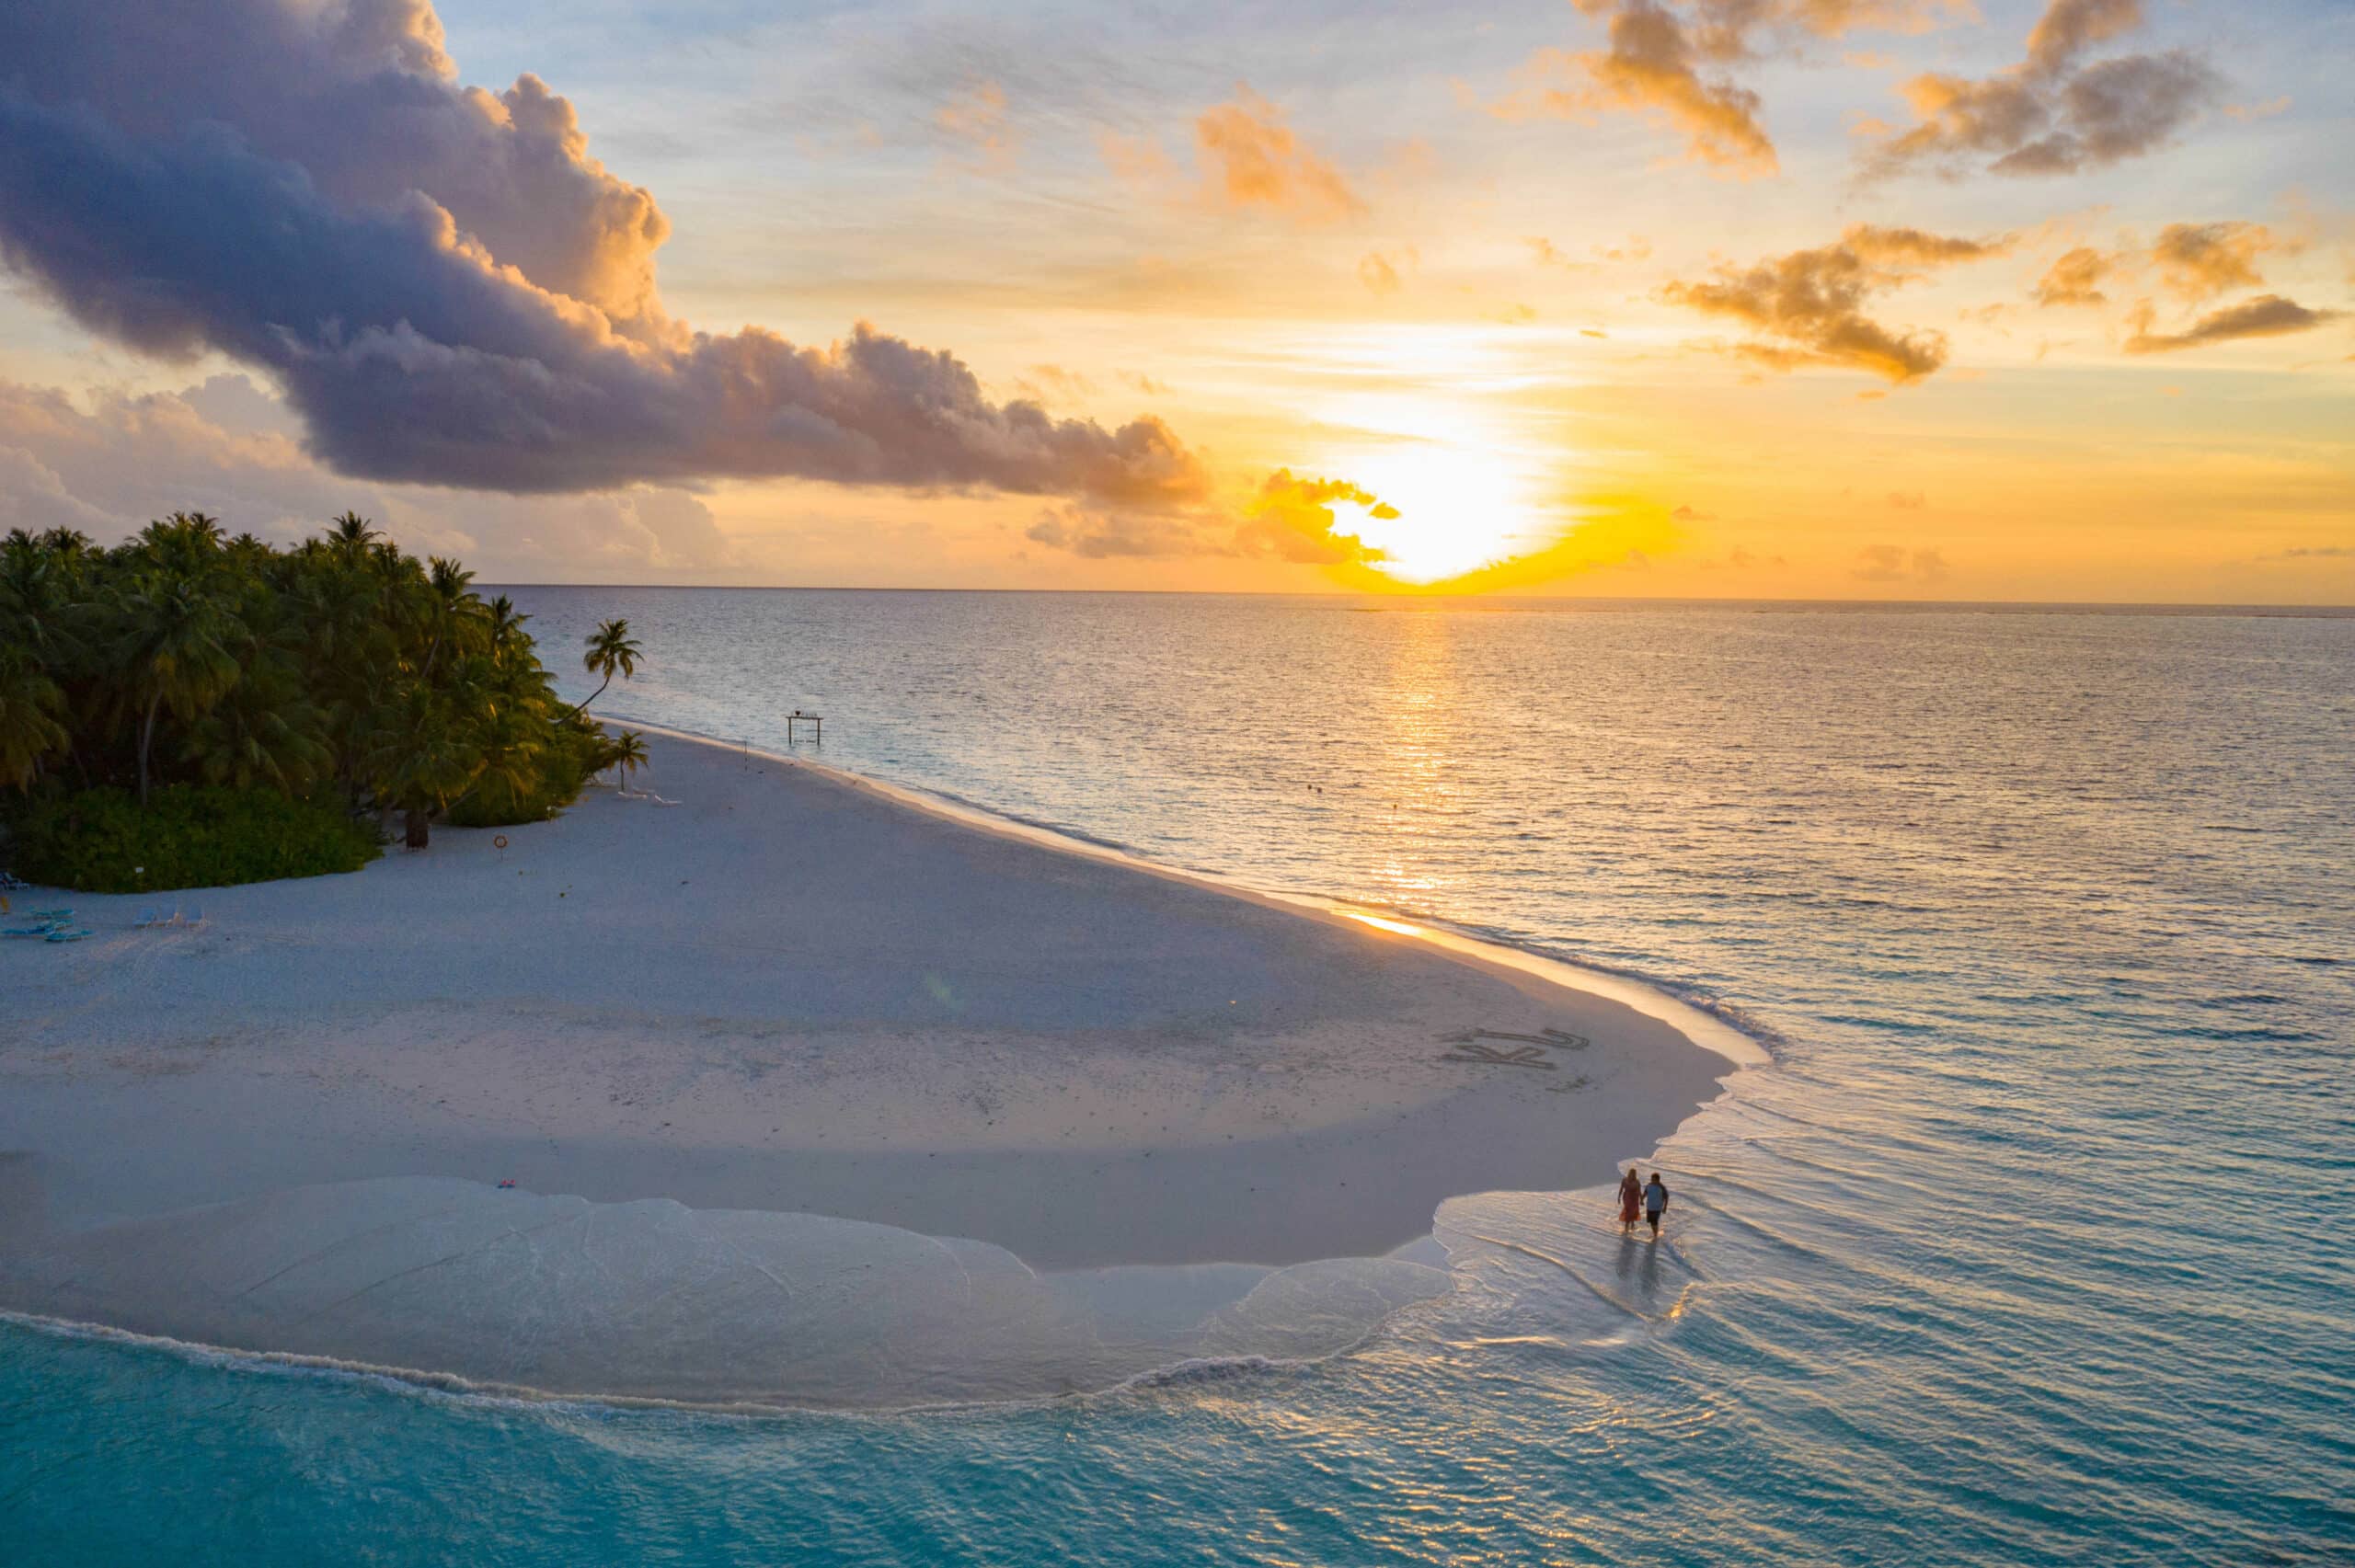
[1327,438,1546,585]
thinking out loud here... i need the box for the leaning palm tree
[569,618,640,717]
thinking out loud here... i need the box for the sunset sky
[1,0,2349,601]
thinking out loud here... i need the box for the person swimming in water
[1643,1172,1670,1238]
[1616,1167,1644,1233]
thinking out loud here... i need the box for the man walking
[1643,1172,1670,1239]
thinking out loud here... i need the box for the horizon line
[477,584,2355,614]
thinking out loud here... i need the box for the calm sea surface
[6,592,2351,1564]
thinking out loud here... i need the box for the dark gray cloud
[0,0,1205,507]
[1861,0,2218,179]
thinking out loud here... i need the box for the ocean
[5,591,2350,1564]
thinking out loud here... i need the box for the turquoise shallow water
[6,593,2353,1563]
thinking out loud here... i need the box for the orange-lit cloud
[2149,221,2279,302]
[2123,294,2343,354]
[936,80,1017,173]
[1193,86,1365,223]
[1660,223,2010,382]
[1862,0,2217,178]
[2033,246,2114,306]
[1494,1,1777,176]
[1493,0,1968,177]
[1235,471,1395,565]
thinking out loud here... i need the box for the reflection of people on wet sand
[1616,1167,1644,1233]
[1643,1172,1670,1239]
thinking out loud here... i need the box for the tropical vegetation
[0,512,644,888]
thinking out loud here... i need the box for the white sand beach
[0,729,1738,1404]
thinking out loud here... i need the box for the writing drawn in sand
[1438,1027,1591,1070]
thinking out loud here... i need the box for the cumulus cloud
[1862,0,2219,178]
[1190,86,1366,223]
[2123,295,2343,354]
[1492,0,1964,175]
[1660,223,2010,382]
[0,0,1205,509]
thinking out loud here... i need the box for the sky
[0,0,2349,601]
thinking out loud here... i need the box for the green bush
[6,785,382,892]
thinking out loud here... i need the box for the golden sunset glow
[0,0,2344,601]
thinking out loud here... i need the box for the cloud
[1492,2,1777,176]
[1853,544,1949,582]
[1359,252,1407,296]
[936,79,1017,172]
[1190,86,1365,223]
[1527,237,1588,269]
[1491,0,1964,176]
[2223,96,2291,122]
[1887,488,1926,508]
[1024,503,1212,559]
[2123,295,2343,354]
[2149,221,2279,302]
[2257,545,2353,561]
[0,0,1206,510]
[1861,0,2218,179]
[1673,504,1714,520]
[2033,246,2115,306]
[0,374,733,574]
[1013,363,1097,406]
[1660,223,2010,382]
[1235,471,1394,565]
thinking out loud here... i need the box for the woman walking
[1616,1167,1644,1233]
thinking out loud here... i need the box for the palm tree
[111,570,247,806]
[0,649,68,791]
[182,648,331,793]
[418,556,484,678]
[605,729,649,789]
[326,511,380,565]
[363,681,484,849]
[570,618,641,716]
[485,595,532,668]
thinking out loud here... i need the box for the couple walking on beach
[1617,1167,1670,1238]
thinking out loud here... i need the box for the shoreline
[1,726,1748,1404]
[603,714,1770,1073]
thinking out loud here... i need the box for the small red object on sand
[498,1179,516,1189]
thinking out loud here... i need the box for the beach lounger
[44,927,90,943]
